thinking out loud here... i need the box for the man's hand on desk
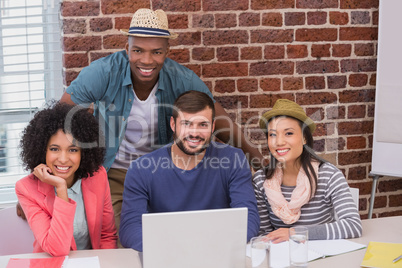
[16,202,27,220]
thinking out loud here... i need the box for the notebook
[142,207,248,268]
[6,256,68,268]
[361,241,402,268]
[6,256,100,268]
[268,239,366,267]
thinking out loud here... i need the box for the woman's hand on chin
[33,164,66,188]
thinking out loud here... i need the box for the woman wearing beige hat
[253,99,362,243]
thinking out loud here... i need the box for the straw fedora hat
[120,8,178,39]
[259,99,316,133]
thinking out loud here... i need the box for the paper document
[247,239,366,268]
[64,256,100,268]
[361,241,402,268]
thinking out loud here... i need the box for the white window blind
[0,0,63,204]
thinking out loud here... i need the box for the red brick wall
[61,0,402,218]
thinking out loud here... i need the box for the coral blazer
[15,166,117,256]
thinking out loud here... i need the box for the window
[0,0,63,205]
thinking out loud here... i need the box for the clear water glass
[251,236,270,268]
[289,226,308,267]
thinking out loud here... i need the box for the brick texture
[262,13,283,27]
[237,79,258,92]
[287,45,308,59]
[330,12,349,25]
[239,12,261,27]
[297,0,338,8]
[332,44,352,57]
[61,1,100,17]
[203,0,248,11]
[167,14,189,29]
[264,45,285,59]
[283,77,303,91]
[285,12,305,26]
[240,47,262,60]
[307,11,327,25]
[215,13,237,28]
[60,0,400,217]
[153,0,201,12]
[311,44,331,58]
[90,18,113,32]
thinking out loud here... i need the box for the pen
[393,254,402,263]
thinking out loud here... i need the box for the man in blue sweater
[119,91,260,251]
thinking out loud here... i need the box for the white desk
[1,216,401,268]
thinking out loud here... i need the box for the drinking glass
[289,226,308,267]
[251,236,270,268]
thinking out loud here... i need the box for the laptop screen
[142,207,248,268]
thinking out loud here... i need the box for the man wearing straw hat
[58,8,264,234]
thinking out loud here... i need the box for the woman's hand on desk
[266,228,290,244]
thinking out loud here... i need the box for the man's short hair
[172,91,215,121]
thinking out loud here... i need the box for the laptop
[142,207,248,268]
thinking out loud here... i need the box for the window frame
[0,0,63,206]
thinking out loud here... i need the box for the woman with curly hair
[16,102,117,256]
[253,99,362,243]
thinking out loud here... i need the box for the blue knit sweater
[120,141,260,251]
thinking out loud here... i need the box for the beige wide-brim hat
[259,99,316,133]
[120,8,178,39]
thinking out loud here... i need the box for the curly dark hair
[20,101,105,179]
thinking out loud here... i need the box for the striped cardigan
[253,162,362,239]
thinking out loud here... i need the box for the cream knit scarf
[263,162,319,224]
